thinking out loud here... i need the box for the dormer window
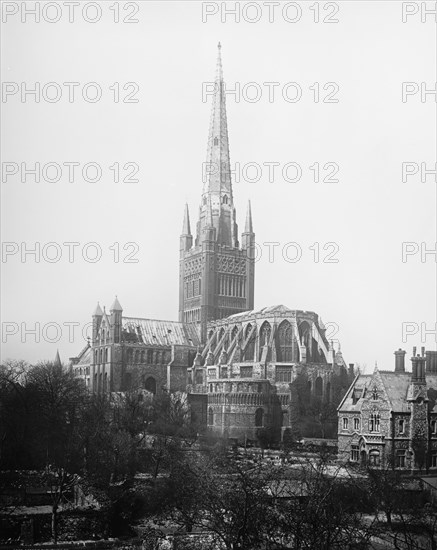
[372,386,378,400]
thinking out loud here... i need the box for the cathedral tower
[179,44,255,342]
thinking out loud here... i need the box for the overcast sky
[1,1,436,372]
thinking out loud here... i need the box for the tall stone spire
[197,43,236,247]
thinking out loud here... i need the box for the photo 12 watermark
[1,1,140,24]
[201,2,340,24]
[202,81,340,104]
[2,162,140,183]
[2,82,140,103]
[2,242,140,264]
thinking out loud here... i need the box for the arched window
[255,408,264,427]
[147,349,153,363]
[99,349,103,364]
[214,137,219,146]
[326,381,331,403]
[104,372,108,393]
[369,449,380,467]
[208,407,214,426]
[243,324,256,361]
[315,377,323,398]
[144,377,157,394]
[259,322,271,360]
[94,350,98,364]
[141,350,145,363]
[299,321,312,361]
[222,195,228,204]
[231,325,239,344]
[127,348,133,363]
[276,320,293,362]
[105,348,108,363]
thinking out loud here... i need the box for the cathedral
[70,45,349,443]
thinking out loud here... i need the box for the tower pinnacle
[244,200,254,234]
[182,203,191,235]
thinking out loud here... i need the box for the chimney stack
[426,351,437,373]
[411,349,426,384]
[348,363,354,378]
[394,349,406,373]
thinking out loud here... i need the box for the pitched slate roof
[122,318,200,347]
[77,345,92,366]
[339,371,437,414]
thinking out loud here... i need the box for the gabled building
[337,348,437,470]
[70,297,200,394]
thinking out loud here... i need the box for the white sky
[1,0,436,372]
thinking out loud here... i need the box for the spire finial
[215,42,223,82]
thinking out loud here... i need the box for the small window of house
[342,417,348,430]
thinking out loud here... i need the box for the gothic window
[141,351,145,363]
[276,320,293,362]
[127,348,133,363]
[135,350,140,364]
[214,137,218,146]
[105,348,108,363]
[351,445,359,462]
[259,322,271,361]
[354,417,360,431]
[369,413,380,433]
[315,376,323,398]
[99,349,103,364]
[255,408,264,427]
[144,376,157,395]
[95,350,98,364]
[147,349,153,363]
[208,407,214,426]
[372,386,378,400]
[276,367,292,383]
[243,324,256,361]
[104,372,108,393]
[326,382,331,403]
[369,450,380,467]
[396,450,406,468]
